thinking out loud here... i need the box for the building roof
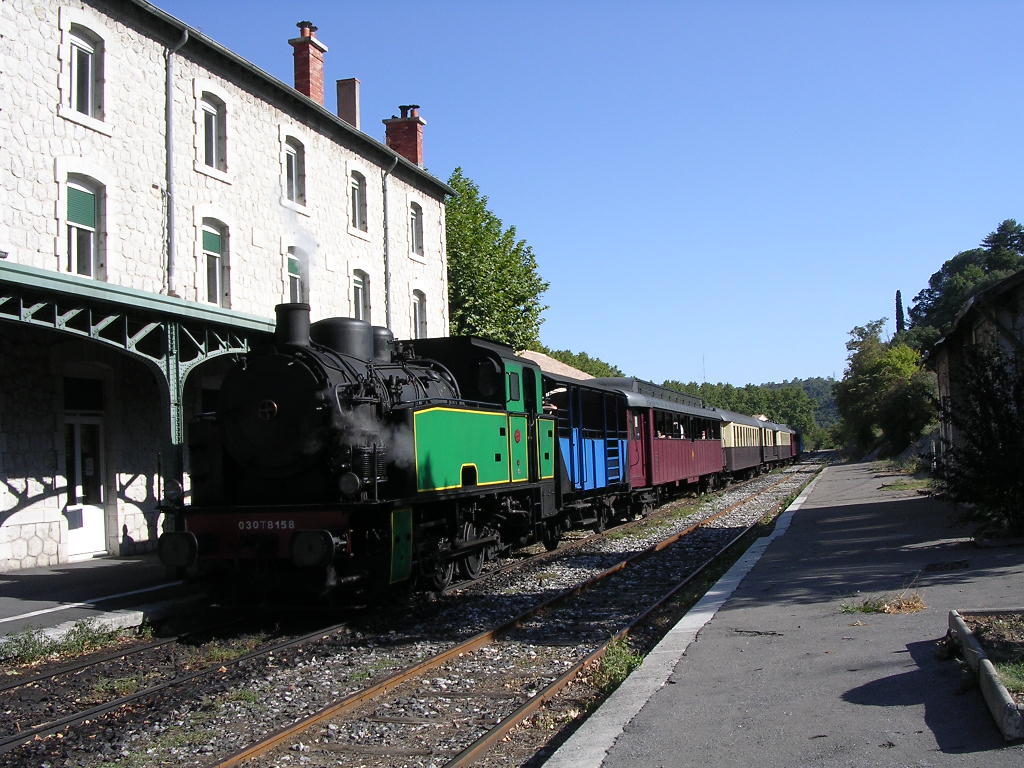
[127,0,455,198]
[516,350,595,381]
[931,268,1024,354]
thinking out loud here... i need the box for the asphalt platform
[544,460,1024,767]
[0,551,198,644]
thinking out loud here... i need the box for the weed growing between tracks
[593,638,643,693]
[1,620,153,668]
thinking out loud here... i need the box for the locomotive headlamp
[338,471,362,498]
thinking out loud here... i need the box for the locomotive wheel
[459,522,484,580]
[542,521,561,551]
[430,557,454,590]
[428,537,454,590]
[592,507,609,534]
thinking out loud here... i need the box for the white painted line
[0,581,183,625]
[543,467,828,768]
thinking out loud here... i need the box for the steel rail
[440,470,769,595]
[214,469,805,767]
[0,613,253,695]
[0,619,352,755]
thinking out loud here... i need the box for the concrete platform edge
[0,595,202,659]
[543,467,828,768]
[949,609,1024,741]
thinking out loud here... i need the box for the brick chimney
[289,21,328,105]
[383,105,426,166]
[336,77,360,129]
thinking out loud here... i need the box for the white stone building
[0,0,453,571]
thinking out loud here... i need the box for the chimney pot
[383,104,427,166]
[289,20,328,105]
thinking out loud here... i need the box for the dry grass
[841,592,927,614]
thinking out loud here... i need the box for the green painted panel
[509,415,528,481]
[389,506,412,583]
[537,416,555,479]
[67,186,96,227]
[202,228,222,254]
[414,408,511,491]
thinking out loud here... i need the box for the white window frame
[287,246,307,304]
[193,79,231,183]
[200,218,229,307]
[352,269,370,321]
[280,128,309,213]
[348,170,369,239]
[412,289,427,339]
[66,179,101,278]
[409,202,425,257]
[57,8,113,136]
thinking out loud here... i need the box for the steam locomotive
[158,303,798,596]
[159,303,559,594]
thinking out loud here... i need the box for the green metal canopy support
[0,261,274,490]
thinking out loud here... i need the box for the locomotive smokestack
[275,303,311,347]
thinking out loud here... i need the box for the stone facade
[0,0,451,571]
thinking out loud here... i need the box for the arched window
[201,219,229,306]
[66,176,103,278]
[287,246,307,303]
[409,202,424,256]
[412,290,427,338]
[352,269,369,321]
[350,171,367,231]
[200,93,227,171]
[284,137,306,205]
[69,25,103,119]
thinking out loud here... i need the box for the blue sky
[153,0,1024,386]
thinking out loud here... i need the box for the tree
[907,219,1024,351]
[445,168,548,349]
[662,379,820,443]
[833,319,936,456]
[895,290,906,335]
[540,347,624,378]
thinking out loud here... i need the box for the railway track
[1,463,821,768]
[218,465,819,767]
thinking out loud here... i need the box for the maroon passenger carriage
[588,378,725,510]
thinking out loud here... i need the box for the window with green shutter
[68,186,96,228]
[67,180,99,277]
[202,221,226,305]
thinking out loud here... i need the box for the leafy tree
[538,347,624,378]
[662,380,820,443]
[907,219,1024,350]
[938,346,1024,535]
[833,319,936,456]
[445,168,548,349]
[895,290,906,335]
